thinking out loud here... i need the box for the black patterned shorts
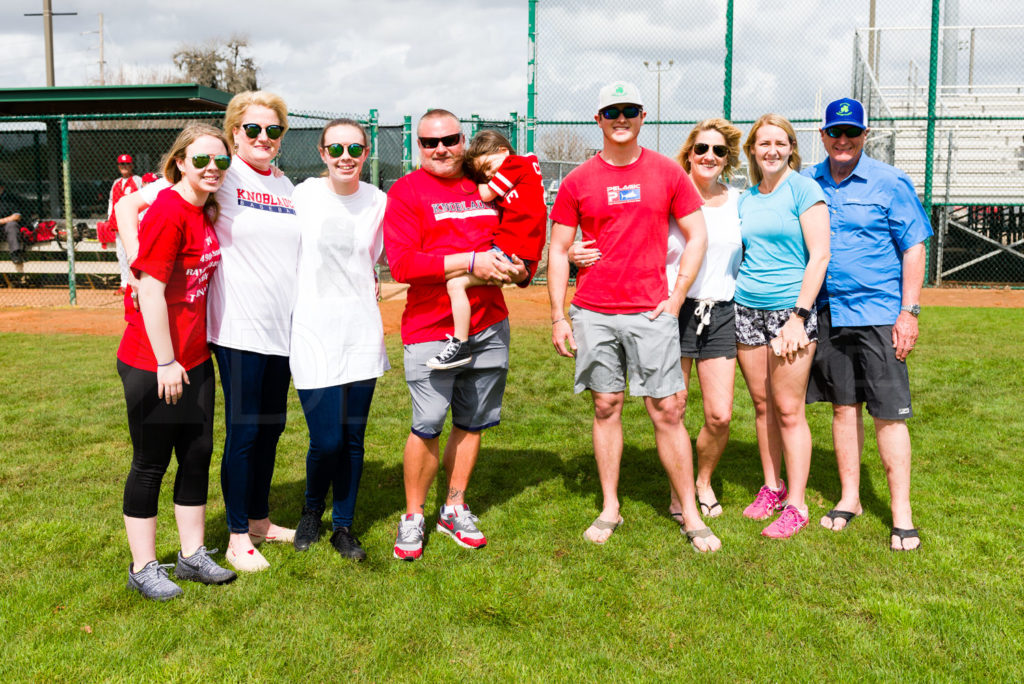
[734,302,818,347]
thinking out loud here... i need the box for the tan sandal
[683,526,720,553]
[583,515,623,544]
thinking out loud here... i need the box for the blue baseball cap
[822,98,868,130]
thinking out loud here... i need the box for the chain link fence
[530,1,1024,287]
[0,109,380,306]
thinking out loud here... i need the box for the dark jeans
[298,379,377,529]
[211,344,291,534]
[119,358,215,518]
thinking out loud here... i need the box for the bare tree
[173,35,260,93]
[538,128,587,162]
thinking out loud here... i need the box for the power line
[23,0,79,86]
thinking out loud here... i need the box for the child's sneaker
[742,480,788,520]
[393,514,425,561]
[761,504,809,539]
[426,335,471,370]
[437,504,487,549]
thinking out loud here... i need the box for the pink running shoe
[761,505,809,539]
[742,480,788,520]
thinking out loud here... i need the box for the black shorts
[678,298,737,360]
[806,306,913,420]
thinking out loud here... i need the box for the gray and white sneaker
[174,547,237,585]
[127,560,183,601]
[426,335,472,370]
[393,514,425,561]
[437,504,487,549]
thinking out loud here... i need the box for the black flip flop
[697,498,722,518]
[890,527,920,552]
[823,508,858,530]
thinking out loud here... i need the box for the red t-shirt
[549,149,702,314]
[487,154,547,262]
[117,188,222,371]
[383,169,509,344]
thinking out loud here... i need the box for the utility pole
[24,0,78,86]
[82,13,106,84]
[643,59,674,152]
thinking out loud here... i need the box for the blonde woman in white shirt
[288,118,389,560]
[208,91,301,572]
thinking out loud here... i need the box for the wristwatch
[792,306,812,320]
[901,304,921,317]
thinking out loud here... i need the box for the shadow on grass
[543,425,891,527]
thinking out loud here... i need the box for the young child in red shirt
[427,131,548,369]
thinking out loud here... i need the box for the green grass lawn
[1,307,1022,681]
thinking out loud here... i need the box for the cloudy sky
[3,0,1020,131]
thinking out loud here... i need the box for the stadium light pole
[24,0,78,87]
[644,59,674,152]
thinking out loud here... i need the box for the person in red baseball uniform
[108,154,143,292]
[426,129,547,370]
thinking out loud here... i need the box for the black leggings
[119,358,215,518]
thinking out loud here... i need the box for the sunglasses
[694,142,729,158]
[599,105,642,120]
[418,133,462,149]
[324,142,366,158]
[241,123,285,140]
[190,154,231,170]
[825,125,864,139]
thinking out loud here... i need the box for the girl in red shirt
[116,123,235,600]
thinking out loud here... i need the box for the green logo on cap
[615,86,625,95]
[838,103,851,116]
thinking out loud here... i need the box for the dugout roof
[0,84,233,116]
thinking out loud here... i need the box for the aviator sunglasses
[324,142,366,158]
[418,133,462,149]
[694,142,729,158]
[190,154,231,170]
[825,125,864,139]
[241,123,285,140]
[599,105,642,120]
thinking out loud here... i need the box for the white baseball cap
[598,81,644,111]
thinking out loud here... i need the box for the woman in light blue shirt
[733,113,830,539]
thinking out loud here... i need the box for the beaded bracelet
[157,359,176,367]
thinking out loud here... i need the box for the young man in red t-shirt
[383,109,529,561]
[547,81,720,553]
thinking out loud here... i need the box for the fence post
[402,115,412,174]
[527,0,537,153]
[921,0,941,284]
[60,115,77,305]
[369,108,380,188]
[723,0,734,120]
[509,111,518,151]
[471,114,480,138]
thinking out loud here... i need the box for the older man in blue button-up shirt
[803,98,932,552]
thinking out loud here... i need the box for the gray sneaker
[174,547,237,585]
[127,560,183,601]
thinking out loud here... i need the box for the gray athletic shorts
[806,306,913,420]
[734,302,818,347]
[569,304,685,398]
[403,319,510,439]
